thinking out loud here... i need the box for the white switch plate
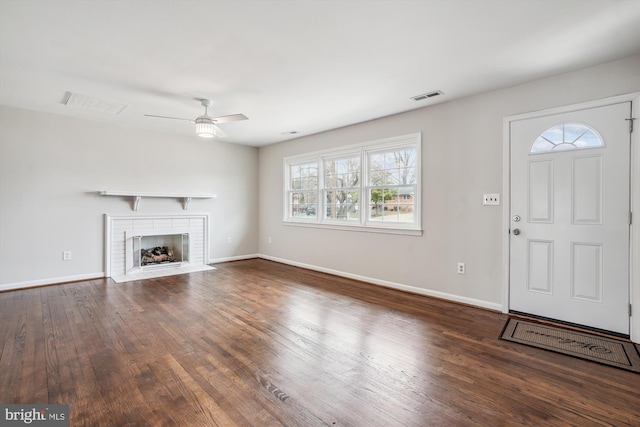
[483,193,500,206]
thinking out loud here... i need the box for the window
[531,123,604,154]
[324,155,360,221]
[367,147,417,224]
[287,161,318,219]
[284,133,421,235]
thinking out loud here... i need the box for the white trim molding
[0,272,105,292]
[209,254,261,264]
[257,254,502,312]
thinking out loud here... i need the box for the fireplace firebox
[133,233,189,270]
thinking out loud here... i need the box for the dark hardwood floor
[1,259,638,426]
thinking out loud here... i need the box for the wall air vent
[62,91,128,114]
[411,90,444,101]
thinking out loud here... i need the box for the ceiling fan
[145,99,248,138]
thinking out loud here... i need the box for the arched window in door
[530,122,604,154]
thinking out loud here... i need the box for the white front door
[510,102,631,335]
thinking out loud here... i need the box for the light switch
[483,193,500,206]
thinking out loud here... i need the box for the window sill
[282,220,423,236]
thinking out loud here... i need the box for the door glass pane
[531,123,603,154]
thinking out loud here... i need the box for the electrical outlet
[227,237,232,245]
[483,193,500,206]
[63,251,71,261]
[457,262,465,274]
[268,236,272,244]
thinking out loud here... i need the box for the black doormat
[500,318,640,373]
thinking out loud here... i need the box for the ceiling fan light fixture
[145,98,245,139]
[195,116,216,138]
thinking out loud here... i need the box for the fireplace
[105,214,212,282]
[133,233,189,270]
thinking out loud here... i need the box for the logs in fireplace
[141,246,178,266]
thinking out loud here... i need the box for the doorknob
[512,228,520,235]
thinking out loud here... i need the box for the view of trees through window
[324,156,360,221]
[368,148,416,222]
[284,133,421,232]
[289,161,318,218]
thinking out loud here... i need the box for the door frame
[501,92,640,343]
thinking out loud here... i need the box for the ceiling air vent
[62,91,128,114]
[411,90,444,101]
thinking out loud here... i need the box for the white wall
[258,55,640,310]
[1,55,638,335]
[0,106,259,288]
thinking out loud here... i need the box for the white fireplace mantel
[99,191,216,211]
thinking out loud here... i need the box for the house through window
[284,133,421,235]
[367,147,417,224]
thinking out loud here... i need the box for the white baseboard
[258,254,503,312]
[209,254,261,264]
[0,255,503,313]
[0,272,105,292]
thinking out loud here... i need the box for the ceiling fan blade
[213,125,228,138]
[211,113,248,124]
[144,114,194,122]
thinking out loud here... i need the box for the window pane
[368,186,415,223]
[325,190,359,221]
[291,162,318,186]
[574,129,602,148]
[386,169,400,185]
[290,191,317,218]
[369,188,395,220]
[325,156,360,188]
[530,123,603,153]
[531,138,555,153]
[324,155,360,222]
[397,186,415,222]
[369,148,416,185]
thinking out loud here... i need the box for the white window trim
[283,133,422,236]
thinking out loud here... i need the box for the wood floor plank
[0,291,31,403]
[1,258,639,426]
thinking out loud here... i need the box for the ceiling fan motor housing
[195,115,216,138]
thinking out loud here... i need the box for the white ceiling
[1,0,639,147]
